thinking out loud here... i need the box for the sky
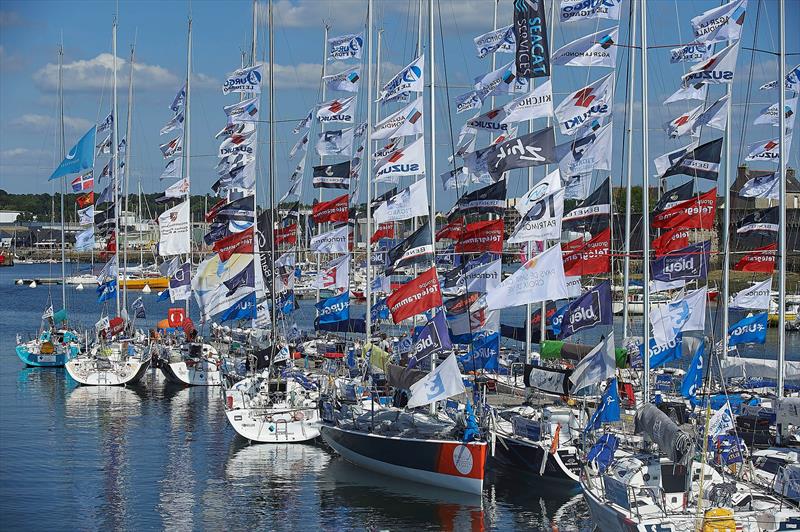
[0,0,797,212]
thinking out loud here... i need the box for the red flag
[76,191,94,208]
[436,218,465,241]
[386,266,442,323]
[735,243,777,273]
[652,188,717,230]
[562,228,611,276]
[205,198,227,222]
[182,318,196,338]
[454,219,504,253]
[213,227,254,261]
[312,194,349,224]
[274,223,297,246]
[652,227,690,257]
[100,231,116,261]
[371,222,395,244]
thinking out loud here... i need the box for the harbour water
[1,264,796,530]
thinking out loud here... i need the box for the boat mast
[58,42,66,314]
[112,18,121,319]
[122,43,135,311]
[640,0,651,402]
[267,0,278,342]
[184,17,192,315]
[428,0,436,261]
[316,23,329,305]
[777,0,787,396]
[364,0,374,341]
[621,0,638,339]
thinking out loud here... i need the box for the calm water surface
[0,264,593,531]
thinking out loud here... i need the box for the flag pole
[122,43,135,313]
[777,0,787,397]
[640,0,651,403]
[622,0,638,339]
[316,23,329,305]
[183,17,192,315]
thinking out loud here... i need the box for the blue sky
[0,0,797,211]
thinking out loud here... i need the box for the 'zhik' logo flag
[486,126,557,178]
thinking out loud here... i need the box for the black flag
[312,161,351,189]
[654,181,694,215]
[450,179,507,219]
[737,206,779,234]
[513,0,550,79]
[487,126,557,178]
[662,138,723,180]
[385,221,434,274]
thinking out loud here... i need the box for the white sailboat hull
[66,357,149,386]
[161,360,223,386]
[225,407,321,443]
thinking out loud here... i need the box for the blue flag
[549,301,570,337]
[49,126,97,181]
[585,378,621,433]
[97,279,117,302]
[641,334,683,369]
[131,297,145,319]
[681,340,705,405]
[220,291,257,322]
[651,241,710,282]
[557,280,613,339]
[315,291,349,324]
[728,312,768,347]
[408,311,453,370]
[370,297,390,322]
[157,289,170,301]
[279,290,297,315]
[458,332,499,372]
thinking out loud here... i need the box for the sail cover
[634,404,694,466]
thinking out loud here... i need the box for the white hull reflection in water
[65,385,144,420]
[226,443,331,480]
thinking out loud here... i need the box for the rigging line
[737,0,763,164]
[436,0,459,198]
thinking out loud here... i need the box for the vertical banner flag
[158,201,190,256]
[513,0,550,79]
[49,126,97,181]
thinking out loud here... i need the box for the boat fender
[293,411,305,421]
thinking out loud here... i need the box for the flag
[651,241,710,282]
[450,179,507,217]
[474,24,515,58]
[41,305,54,320]
[557,122,613,176]
[558,281,613,339]
[436,218,464,241]
[292,111,313,134]
[223,96,259,124]
[455,219,504,254]
[664,83,708,104]
[760,63,800,92]
[681,42,739,87]
[312,254,350,290]
[310,225,349,253]
[554,74,614,136]
[312,194,349,224]
[371,222,395,244]
[562,177,611,231]
[380,55,424,103]
[374,137,426,182]
[440,167,471,191]
[455,90,483,114]
[464,257,502,293]
[486,245,568,310]
[316,95,356,124]
[502,80,554,123]
[328,32,364,60]
[160,158,182,180]
[513,0,550,78]
[584,378,621,433]
[551,27,618,68]
[323,65,361,93]
[735,243,777,273]
[74,226,95,251]
[160,111,185,135]
[689,95,730,134]
[131,297,145,319]
[97,112,113,134]
[409,311,453,369]
[729,313,768,347]
[314,291,350,325]
[218,130,256,158]
[654,182,694,215]
[654,141,700,177]
[563,227,611,276]
[650,286,708,345]
[406,353,465,409]
[97,279,117,303]
[170,84,186,113]
[312,160,350,189]
[731,278,772,310]
[386,221,433,274]
[222,259,255,297]
[508,187,564,243]
[159,136,183,159]
[97,255,118,285]
[561,0,622,22]
[274,224,298,246]
[212,227,254,262]
[169,262,191,302]
[222,63,263,94]
[691,0,747,44]
[71,172,93,192]
[78,205,94,226]
[219,291,257,322]
[316,128,355,156]
[514,168,561,216]
[458,332,500,372]
[372,97,424,139]
[652,188,717,230]
[386,267,442,323]
[707,402,736,439]
[158,201,190,256]
[473,60,528,101]
[670,42,713,63]
[754,97,797,126]
[737,206,779,234]
[681,341,706,404]
[643,335,684,369]
[466,106,515,133]
[664,104,704,138]
[373,179,429,223]
[652,227,691,257]
[164,177,190,199]
[288,133,309,159]
[192,254,256,320]
[48,126,96,181]
[570,336,616,392]
[745,137,785,162]
[486,126,558,178]
[739,172,779,199]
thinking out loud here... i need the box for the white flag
[328,33,364,60]
[739,171,779,199]
[691,0,748,44]
[292,111,313,134]
[508,188,565,244]
[42,305,54,320]
[164,177,190,199]
[373,179,429,224]
[310,225,349,253]
[754,97,798,127]
[407,353,466,409]
[455,90,483,114]
[97,112,113,134]
[558,122,614,176]
[551,27,619,68]
[745,136,786,162]
[515,168,563,216]
[650,286,708,345]
[170,84,186,113]
[219,131,257,159]
[474,24,515,58]
[374,137,426,182]
[664,83,708,104]
[486,245,569,310]
[569,336,616,392]
[316,95,356,124]
[312,254,350,290]
[670,42,714,63]
[253,300,271,328]
[323,65,361,93]
[563,173,592,200]
[708,402,736,437]
[192,254,256,320]
[681,41,739,87]
[158,200,190,257]
[316,128,355,156]
[760,63,800,92]
[380,55,424,103]
[502,80,554,124]
[560,0,622,22]
[160,111,184,135]
[731,278,772,310]
[465,259,502,293]
[654,141,699,177]
[554,74,614,136]
[373,137,405,160]
[159,136,183,159]
[474,60,527,101]
[288,132,309,159]
[440,166,471,190]
[692,94,730,133]
[466,106,513,133]
[224,96,259,124]
[78,205,94,226]
[372,97,424,139]
[664,104,704,138]
[222,63,264,95]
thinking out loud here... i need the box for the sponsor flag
[486,244,568,310]
[371,222,395,244]
[729,312,768,347]
[643,335,684,369]
[160,111,184,135]
[563,172,592,200]
[71,172,94,192]
[74,226,95,251]
[753,97,797,126]
[513,0,550,78]
[328,33,364,60]
[664,83,709,104]
[440,167,471,191]
[310,225,349,253]
[78,205,94,226]
[654,181,694,215]
[487,126,557,178]
[164,177,190,199]
[386,266,442,323]
[222,63,263,94]
[691,95,730,133]
[159,136,183,159]
[97,255,118,285]
[474,24,515,58]
[274,224,297,246]
[514,168,562,216]
[651,286,708,345]
[455,219,504,253]
[652,226,691,257]
[561,0,622,22]
[474,61,529,102]
[312,254,350,290]
[97,112,113,134]
[409,311,453,369]
[436,218,465,241]
[458,332,500,372]
[652,188,717,230]
[219,291,257,322]
[372,97,424,139]
[664,104,704,138]
[464,256,502,293]
[450,179,507,217]
[288,132,309,159]
[563,227,611,276]
[373,179,429,223]
[168,262,191,302]
[554,74,614,136]
[373,137,405,160]
[385,221,434,274]
[158,201,190,256]
[570,336,617,392]
[323,65,361,93]
[380,55,424,103]
[192,254,257,320]
[455,90,483,114]
[670,42,713,63]
[654,142,700,178]
[316,127,355,156]
[681,341,705,404]
[312,160,350,189]
[734,243,777,273]
[160,158,182,180]
[312,194,349,224]
[316,95,356,124]
[316,291,350,325]
[557,122,613,176]
[212,227,254,262]
[219,130,256,158]
[502,80,554,123]
[681,41,740,87]
[170,84,186,113]
[508,187,564,243]
[407,353,465,409]
[661,139,723,180]
[651,241,710,282]
[708,402,736,439]
[374,136,425,182]
[562,177,611,230]
[49,126,96,181]
[466,106,515,133]
[97,279,117,303]
[691,0,748,44]
[584,378,621,433]
[223,96,259,124]
[558,281,613,339]
[745,137,784,162]
[760,63,800,92]
[731,278,772,310]
[551,27,618,68]
[737,206,778,234]
[292,111,313,134]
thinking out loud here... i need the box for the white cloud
[10,113,93,134]
[259,0,366,30]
